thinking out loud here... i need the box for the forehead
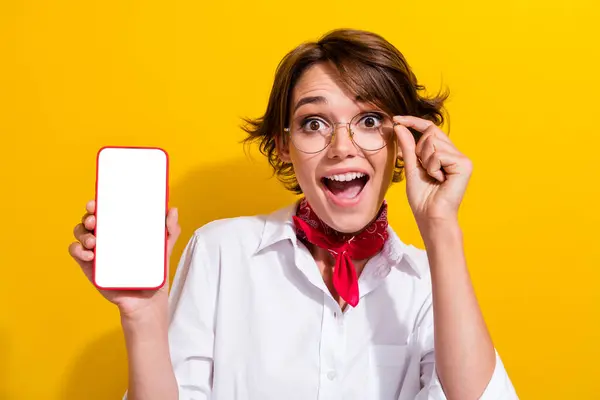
[291,63,356,107]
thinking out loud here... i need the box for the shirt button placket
[317,295,344,400]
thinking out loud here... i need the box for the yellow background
[1,0,598,399]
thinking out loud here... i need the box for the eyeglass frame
[282,111,397,154]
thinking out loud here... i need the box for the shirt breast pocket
[368,344,410,400]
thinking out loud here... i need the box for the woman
[69,29,517,399]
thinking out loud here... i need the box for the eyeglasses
[283,111,395,154]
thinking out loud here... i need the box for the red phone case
[92,145,170,290]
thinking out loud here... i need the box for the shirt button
[327,371,337,380]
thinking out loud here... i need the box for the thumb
[166,207,181,255]
[394,123,418,173]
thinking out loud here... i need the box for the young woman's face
[279,62,398,233]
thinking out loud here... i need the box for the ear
[276,134,292,163]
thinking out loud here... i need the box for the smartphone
[93,146,169,290]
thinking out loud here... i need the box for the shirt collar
[380,226,424,279]
[254,202,299,253]
[254,202,423,279]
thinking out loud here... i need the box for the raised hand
[68,200,181,317]
[393,115,473,226]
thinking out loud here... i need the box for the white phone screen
[93,146,168,289]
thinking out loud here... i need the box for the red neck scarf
[292,198,389,307]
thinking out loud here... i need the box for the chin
[325,211,375,234]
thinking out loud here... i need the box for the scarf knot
[293,199,389,307]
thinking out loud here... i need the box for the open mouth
[321,172,370,201]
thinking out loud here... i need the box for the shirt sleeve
[123,232,218,400]
[417,346,519,399]
[414,303,519,400]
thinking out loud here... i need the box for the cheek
[370,146,397,181]
[290,150,318,188]
[385,146,398,176]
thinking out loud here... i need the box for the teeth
[326,172,366,182]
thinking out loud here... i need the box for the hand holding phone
[68,146,181,315]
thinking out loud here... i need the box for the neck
[309,244,369,310]
[293,198,390,309]
[307,201,388,240]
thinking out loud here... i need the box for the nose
[326,123,358,159]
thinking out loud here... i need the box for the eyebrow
[293,96,328,113]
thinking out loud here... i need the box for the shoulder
[191,214,268,250]
[171,213,275,287]
[187,203,297,254]
[385,226,434,320]
[385,225,432,281]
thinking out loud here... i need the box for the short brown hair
[242,28,449,194]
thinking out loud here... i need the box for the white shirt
[126,203,518,399]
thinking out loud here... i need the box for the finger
[415,131,444,158]
[86,200,96,214]
[81,213,96,231]
[414,130,452,157]
[424,151,446,183]
[393,123,418,173]
[394,116,451,146]
[416,135,434,167]
[393,115,435,132]
[73,224,96,249]
[418,136,456,168]
[69,242,94,282]
[68,241,95,263]
[425,150,469,180]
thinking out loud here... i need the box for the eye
[300,118,329,133]
[356,113,383,130]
